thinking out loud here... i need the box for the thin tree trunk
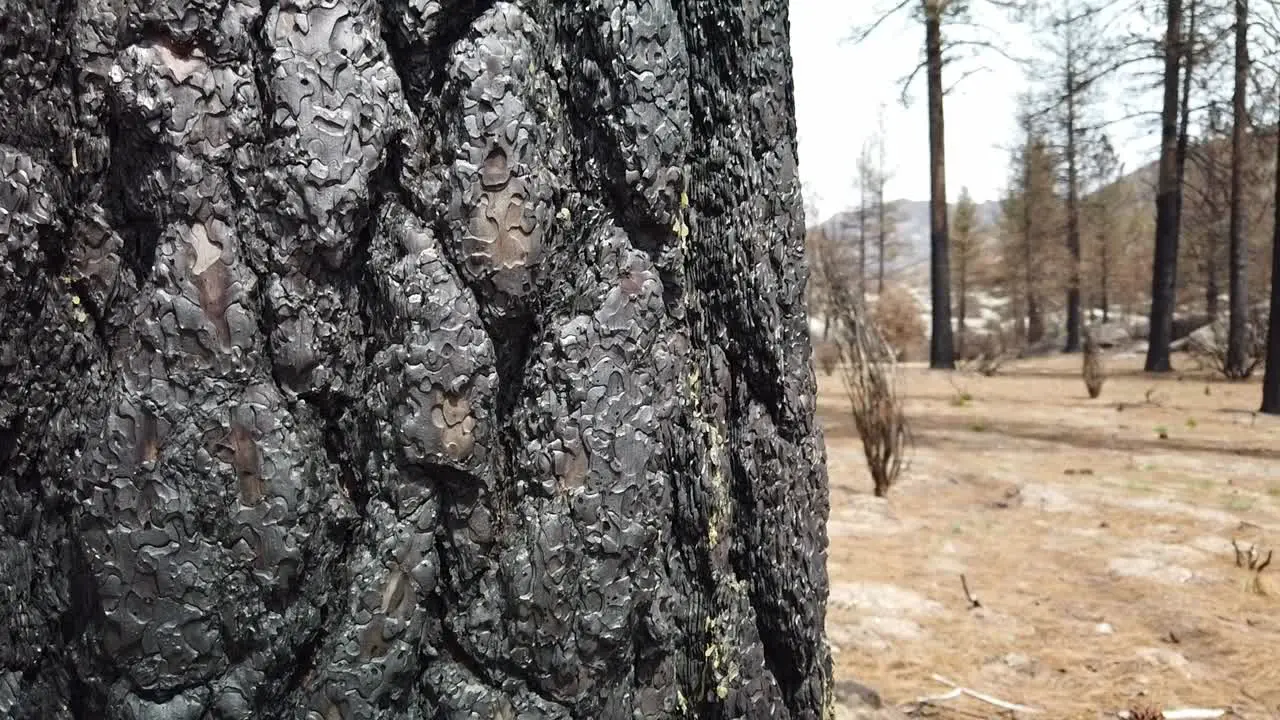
[1174,0,1197,234]
[925,1,955,368]
[877,188,887,294]
[958,266,968,358]
[1101,226,1111,323]
[1029,294,1044,344]
[1146,0,1186,372]
[877,116,889,295]
[1262,106,1280,412]
[1064,54,1083,353]
[859,175,869,303]
[1207,236,1220,321]
[1022,142,1043,344]
[0,0,833,716]
[1225,0,1250,377]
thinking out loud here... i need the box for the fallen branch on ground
[922,674,1042,714]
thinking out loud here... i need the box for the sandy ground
[820,352,1280,719]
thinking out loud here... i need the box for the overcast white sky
[791,0,1159,223]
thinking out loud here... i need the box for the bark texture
[1263,90,1280,415]
[1146,0,1185,372]
[1225,0,1249,378]
[924,2,954,370]
[0,1,832,718]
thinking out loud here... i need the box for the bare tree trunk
[1028,294,1044,343]
[877,114,889,296]
[1263,105,1280,412]
[1225,0,1250,377]
[859,178,869,303]
[877,189,887,295]
[1207,237,1220,321]
[1174,0,1197,234]
[957,266,968,358]
[925,0,955,368]
[1022,144,1043,344]
[1146,0,1186,372]
[0,0,834,717]
[1064,54,1083,353]
[1101,226,1111,322]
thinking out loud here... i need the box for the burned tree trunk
[1146,0,1185,372]
[1063,50,1082,354]
[1225,0,1250,379]
[0,1,833,718]
[924,1,955,370]
[1263,88,1280,414]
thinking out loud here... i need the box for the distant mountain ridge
[810,198,1002,278]
[808,155,1162,279]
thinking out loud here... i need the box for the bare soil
[820,352,1280,719]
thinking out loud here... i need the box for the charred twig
[960,574,981,609]
[1232,539,1273,571]
[1121,708,1225,720]
[1231,539,1272,595]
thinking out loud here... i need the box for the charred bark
[1145,0,1185,372]
[924,2,955,369]
[1064,58,1082,354]
[1262,84,1280,414]
[1225,0,1250,378]
[0,1,833,718]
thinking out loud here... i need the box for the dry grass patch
[821,353,1280,718]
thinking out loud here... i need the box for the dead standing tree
[1148,0,1189,371]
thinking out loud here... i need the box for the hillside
[811,198,1002,277]
[809,162,1159,276]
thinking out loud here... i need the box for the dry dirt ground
[819,352,1280,719]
